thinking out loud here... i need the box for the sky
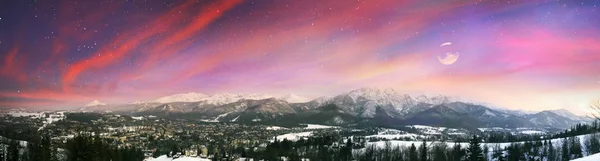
[0,0,599,114]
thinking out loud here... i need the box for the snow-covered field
[572,152,600,161]
[302,124,339,129]
[144,155,210,161]
[407,125,450,135]
[266,126,287,130]
[274,131,313,141]
[366,128,424,140]
[7,111,43,118]
[519,130,545,135]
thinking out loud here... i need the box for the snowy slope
[151,93,208,103]
[279,94,312,103]
[85,100,106,107]
[303,124,340,129]
[144,155,210,161]
[572,152,600,161]
[274,132,313,141]
[149,92,274,105]
[315,87,452,118]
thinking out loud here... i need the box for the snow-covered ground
[199,112,232,122]
[367,133,595,152]
[572,152,600,161]
[478,127,509,132]
[366,128,424,140]
[302,124,339,129]
[144,155,210,161]
[407,125,450,135]
[274,131,313,141]
[7,111,43,118]
[266,126,287,130]
[519,130,545,135]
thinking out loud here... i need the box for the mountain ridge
[81,88,590,129]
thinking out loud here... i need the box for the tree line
[0,134,144,161]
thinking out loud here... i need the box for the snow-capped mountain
[278,94,312,103]
[149,92,273,105]
[526,111,580,128]
[150,92,208,103]
[128,87,589,129]
[84,100,106,107]
[547,109,592,122]
[312,87,452,118]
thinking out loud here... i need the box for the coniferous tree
[491,145,504,161]
[419,140,428,161]
[451,143,464,161]
[7,140,19,161]
[506,143,523,161]
[409,143,418,161]
[569,137,583,159]
[482,144,489,161]
[548,140,557,161]
[339,138,352,161]
[561,138,569,161]
[431,143,448,161]
[585,133,600,155]
[466,135,484,161]
[0,145,4,161]
[361,145,375,161]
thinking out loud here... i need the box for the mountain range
[80,88,594,129]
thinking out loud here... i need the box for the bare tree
[592,100,600,120]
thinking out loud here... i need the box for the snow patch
[303,124,340,129]
[266,126,287,130]
[572,152,600,161]
[85,100,106,107]
[231,115,240,122]
[144,155,211,161]
[274,132,313,141]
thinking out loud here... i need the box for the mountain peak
[279,94,311,103]
[149,92,273,105]
[151,92,208,103]
[352,87,397,93]
[84,100,106,107]
[547,109,582,120]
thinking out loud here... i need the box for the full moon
[437,42,459,65]
[437,52,460,65]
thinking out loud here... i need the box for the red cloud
[1,46,27,82]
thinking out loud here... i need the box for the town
[0,110,367,160]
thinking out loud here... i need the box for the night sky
[1,0,599,113]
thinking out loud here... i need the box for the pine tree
[451,143,464,161]
[482,144,489,161]
[548,140,556,161]
[466,135,484,161]
[7,140,19,161]
[507,143,523,161]
[409,143,418,161]
[585,133,600,155]
[431,143,448,161]
[0,144,5,161]
[561,138,569,161]
[419,140,428,161]
[491,145,504,161]
[569,137,583,159]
